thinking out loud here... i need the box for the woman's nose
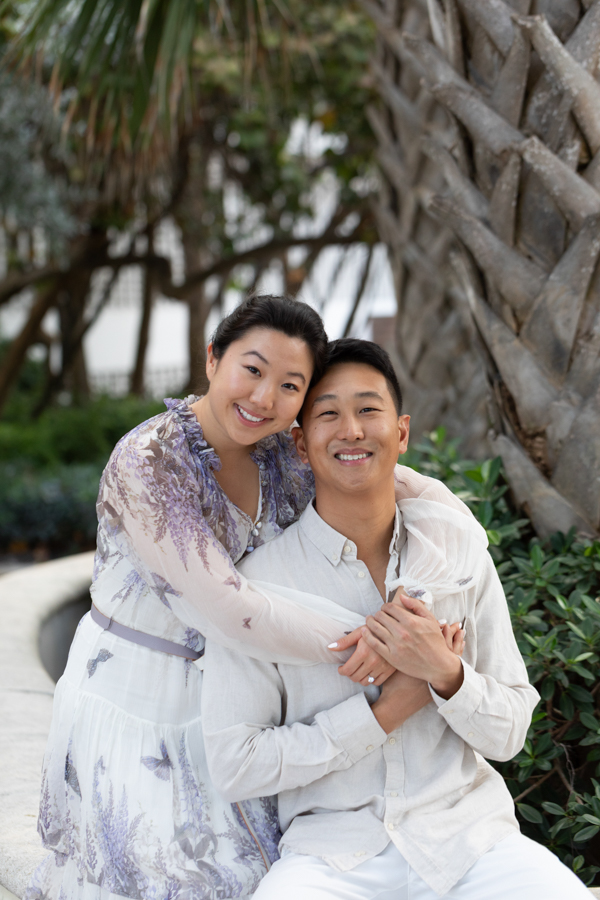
[249,382,275,410]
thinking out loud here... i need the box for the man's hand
[362,592,465,700]
[329,628,395,686]
[371,670,432,734]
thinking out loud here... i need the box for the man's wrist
[429,656,464,701]
[371,697,397,735]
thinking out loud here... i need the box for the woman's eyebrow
[242,350,269,364]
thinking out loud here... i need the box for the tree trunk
[186,283,211,396]
[363,0,600,537]
[0,281,59,416]
[130,255,155,396]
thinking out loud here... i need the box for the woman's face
[205,327,314,446]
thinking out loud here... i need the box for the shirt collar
[299,500,406,569]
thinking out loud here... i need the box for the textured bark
[364,2,490,456]
[363,0,600,537]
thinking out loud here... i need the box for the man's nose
[249,380,275,410]
[337,415,364,440]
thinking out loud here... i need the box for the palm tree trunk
[363,0,600,537]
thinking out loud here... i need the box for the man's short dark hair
[297,338,403,426]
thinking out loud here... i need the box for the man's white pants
[253,833,592,899]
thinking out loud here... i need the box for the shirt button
[252,528,259,536]
[354,850,366,857]
[366,745,374,752]
[388,823,395,831]
[257,522,262,529]
[388,737,396,745]
[332,554,338,561]
[468,732,474,737]
[390,791,398,798]
[358,572,365,579]
[343,544,351,554]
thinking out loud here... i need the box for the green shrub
[0,461,102,552]
[406,429,600,885]
[0,390,167,553]
[0,394,166,466]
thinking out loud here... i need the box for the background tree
[0,0,377,410]
[361,0,600,538]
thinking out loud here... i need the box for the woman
[26,294,465,900]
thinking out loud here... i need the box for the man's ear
[398,414,410,457]
[205,342,217,383]
[292,426,309,464]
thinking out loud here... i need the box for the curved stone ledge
[0,553,94,899]
[1,552,599,899]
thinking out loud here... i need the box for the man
[201,339,590,899]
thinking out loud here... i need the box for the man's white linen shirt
[201,501,540,896]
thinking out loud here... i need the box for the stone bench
[1,554,598,899]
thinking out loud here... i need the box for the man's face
[293,362,410,494]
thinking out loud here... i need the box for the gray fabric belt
[91,604,203,661]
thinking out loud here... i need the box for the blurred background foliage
[0,0,378,414]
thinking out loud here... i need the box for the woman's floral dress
[25,396,354,900]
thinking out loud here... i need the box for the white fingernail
[438,619,447,626]
[328,642,338,649]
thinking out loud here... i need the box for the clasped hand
[331,589,465,694]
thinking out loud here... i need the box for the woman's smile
[234,403,272,427]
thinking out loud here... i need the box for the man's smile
[333,450,374,464]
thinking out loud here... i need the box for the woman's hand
[328,627,395,687]
[361,594,465,698]
[441,621,465,656]
[328,603,465,688]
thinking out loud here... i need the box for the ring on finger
[367,675,375,684]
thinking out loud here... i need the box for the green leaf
[542,802,566,816]
[550,818,572,838]
[560,693,575,720]
[574,825,600,842]
[530,544,544,570]
[570,664,595,682]
[566,621,588,641]
[581,814,600,826]
[580,712,599,731]
[517,803,543,824]
[569,685,594,704]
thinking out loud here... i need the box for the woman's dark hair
[211,294,328,384]
[297,337,403,425]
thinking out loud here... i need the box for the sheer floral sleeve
[96,410,357,665]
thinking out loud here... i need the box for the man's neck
[313,477,397,598]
